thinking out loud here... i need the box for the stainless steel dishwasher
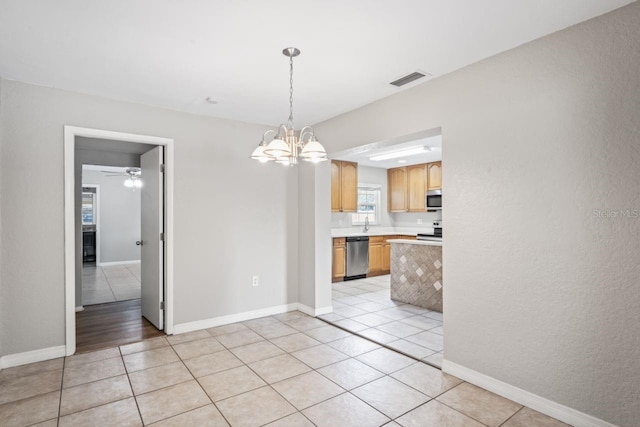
[345,236,369,280]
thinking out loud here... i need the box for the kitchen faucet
[363,216,370,232]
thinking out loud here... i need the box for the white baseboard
[173,303,299,335]
[0,345,67,369]
[297,304,333,317]
[75,306,84,312]
[442,360,617,427]
[97,260,141,267]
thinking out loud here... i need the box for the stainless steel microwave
[426,190,442,210]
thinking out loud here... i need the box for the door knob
[136,241,143,246]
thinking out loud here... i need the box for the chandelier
[250,47,327,165]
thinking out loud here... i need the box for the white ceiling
[0,1,632,126]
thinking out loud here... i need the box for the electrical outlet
[252,276,259,287]
[417,218,423,224]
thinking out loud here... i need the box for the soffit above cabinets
[0,1,632,126]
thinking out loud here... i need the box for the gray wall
[0,79,299,356]
[82,169,141,264]
[0,79,3,357]
[311,4,640,426]
[298,162,332,311]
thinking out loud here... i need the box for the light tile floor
[321,275,444,368]
[82,263,141,306]
[0,311,569,427]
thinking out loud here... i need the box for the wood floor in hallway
[75,298,164,353]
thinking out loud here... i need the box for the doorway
[64,126,175,356]
[324,128,444,368]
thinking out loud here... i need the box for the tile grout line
[431,382,495,427]
[498,406,526,426]
[119,346,146,425]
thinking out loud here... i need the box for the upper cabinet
[387,167,408,212]
[331,160,358,212]
[407,164,427,212]
[388,161,441,212]
[427,161,442,190]
[388,164,426,212]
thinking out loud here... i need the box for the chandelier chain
[288,55,294,127]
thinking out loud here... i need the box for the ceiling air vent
[390,71,427,87]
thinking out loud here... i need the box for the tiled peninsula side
[389,240,443,312]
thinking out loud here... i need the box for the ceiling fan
[101,167,143,190]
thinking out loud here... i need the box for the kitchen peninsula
[388,239,443,312]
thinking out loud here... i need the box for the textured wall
[0,79,299,356]
[313,4,640,425]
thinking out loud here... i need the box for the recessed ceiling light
[398,160,407,163]
[205,97,218,104]
[370,146,431,161]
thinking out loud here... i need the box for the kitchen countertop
[331,227,433,238]
[388,238,443,247]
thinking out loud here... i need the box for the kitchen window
[351,184,381,225]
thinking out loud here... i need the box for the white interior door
[140,146,164,330]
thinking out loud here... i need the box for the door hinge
[160,232,165,241]
[160,301,165,310]
[160,164,165,173]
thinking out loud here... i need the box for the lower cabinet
[368,236,384,275]
[369,234,416,277]
[332,238,346,282]
[332,234,417,282]
[382,235,395,273]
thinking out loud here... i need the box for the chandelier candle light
[250,47,328,165]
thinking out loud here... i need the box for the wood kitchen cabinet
[427,161,442,190]
[388,164,426,212]
[368,236,384,274]
[407,164,427,211]
[382,235,395,273]
[331,234,416,280]
[387,167,408,212]
[332,238,346,281]
[331,160,358,212]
